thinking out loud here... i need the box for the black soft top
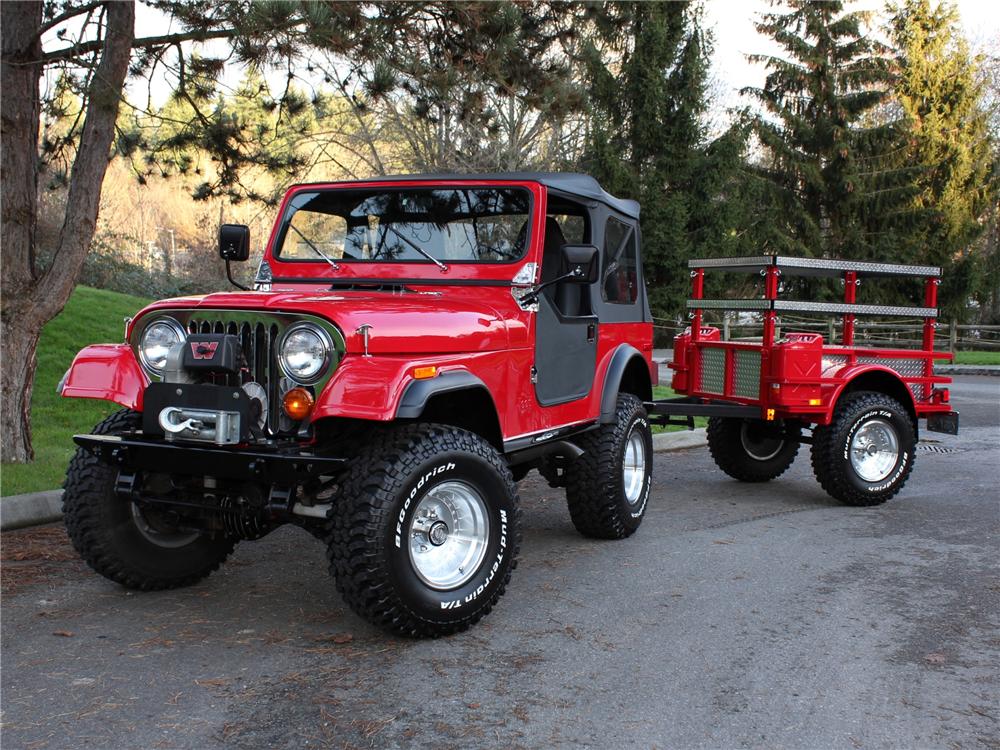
[315,172,640,219]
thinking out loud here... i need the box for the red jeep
[60,174,657,636]
[60,173,958,637]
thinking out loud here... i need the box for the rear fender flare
[599,344,652,424]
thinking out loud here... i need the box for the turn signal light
[413,365,438,380]
[282,387,315,420]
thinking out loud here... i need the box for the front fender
[60,344,148,411]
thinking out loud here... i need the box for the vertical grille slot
[163,311,340,438]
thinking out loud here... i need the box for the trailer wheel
[565,394,652,539]
[811,391,916,506]
[327,424,520,637]
[706,417,800,482]
[63,410,236,590]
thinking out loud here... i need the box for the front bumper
[74,433,347,485]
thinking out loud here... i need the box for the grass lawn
[1,286,151,497]
[953,351,1000,365]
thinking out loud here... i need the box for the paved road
[2,377,998,749]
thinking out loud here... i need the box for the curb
[1,490,63,531]
[0,432,710,531]
[653,428,707,452]
[935,365,1000,376]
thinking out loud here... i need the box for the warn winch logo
[190,341,219,360]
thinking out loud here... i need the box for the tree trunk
[1,0,135,464]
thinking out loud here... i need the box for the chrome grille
[186,318,282,432]
[131,309,346,437]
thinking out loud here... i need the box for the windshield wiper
[385,225,448,272]
[289,224,340,270]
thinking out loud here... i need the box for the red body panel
[68,178,655,445]
[61,344,149,411]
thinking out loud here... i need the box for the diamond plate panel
[699,348,726,394]
[857,357,927,400]
[688,256,772,270]
[774,256,941,278]
[687,299,771,311]
[772,300,937,318]
[734,350,761,399]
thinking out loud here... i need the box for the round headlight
[139,318,185,371]
[280,324,331,383]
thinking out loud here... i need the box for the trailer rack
[649,255,955,428]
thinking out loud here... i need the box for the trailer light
[413,366,438,380]
[766,408,775,421]
[282,387,315,420]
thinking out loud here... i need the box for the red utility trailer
[651,255,959,505]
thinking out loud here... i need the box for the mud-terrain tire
[810,392,916,506]
[63,409,236,590]
[328,425,520,638]
[706,417,801,482]
[565,394,652,539]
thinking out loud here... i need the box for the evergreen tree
[889,0,996,319]
[744,1,913,263]
[583,2,743,322]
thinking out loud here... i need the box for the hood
[138,289,514,355]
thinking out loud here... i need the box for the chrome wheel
[622,427,647,505]
[130,503,200,548]
[408,481,490,590]
[740,421,785,462]
[849,418,900,483]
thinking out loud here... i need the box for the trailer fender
[599,344,652,424]
[828,366,918,425]
[59,344,148,411]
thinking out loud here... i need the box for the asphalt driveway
[2,376,997,749]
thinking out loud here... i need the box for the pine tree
[583,2,741,322]
[744,1,913,263]
[889,0,996,319]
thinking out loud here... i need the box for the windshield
[275,187,532,265]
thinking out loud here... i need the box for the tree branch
[42,26,242,64]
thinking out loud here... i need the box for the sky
[703,0,999,110]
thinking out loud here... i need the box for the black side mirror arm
[226,260,250,291]
[519,268,585,307]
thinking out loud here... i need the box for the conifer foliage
[889,0,996,317]
[583,2,746,321]
[744,1,910,261]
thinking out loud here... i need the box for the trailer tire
[63,410,236,591]
[811,391,916,506]
[565,394,652,539]
[327,424,520,638]
[706,417,800,482]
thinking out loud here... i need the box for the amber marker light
[413,365,438,379]
[283,387,315,420]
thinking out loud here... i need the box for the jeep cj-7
[59,174,959,636]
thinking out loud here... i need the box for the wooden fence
[653,315,1000,351]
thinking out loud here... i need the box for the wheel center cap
[867,444,879,455]
[428,521,449,546]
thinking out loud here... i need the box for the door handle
[587,323,596,342]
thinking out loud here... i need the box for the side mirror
[219,224,250,262]
[560,244,600,284]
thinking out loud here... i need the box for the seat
[540,217,585,317]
